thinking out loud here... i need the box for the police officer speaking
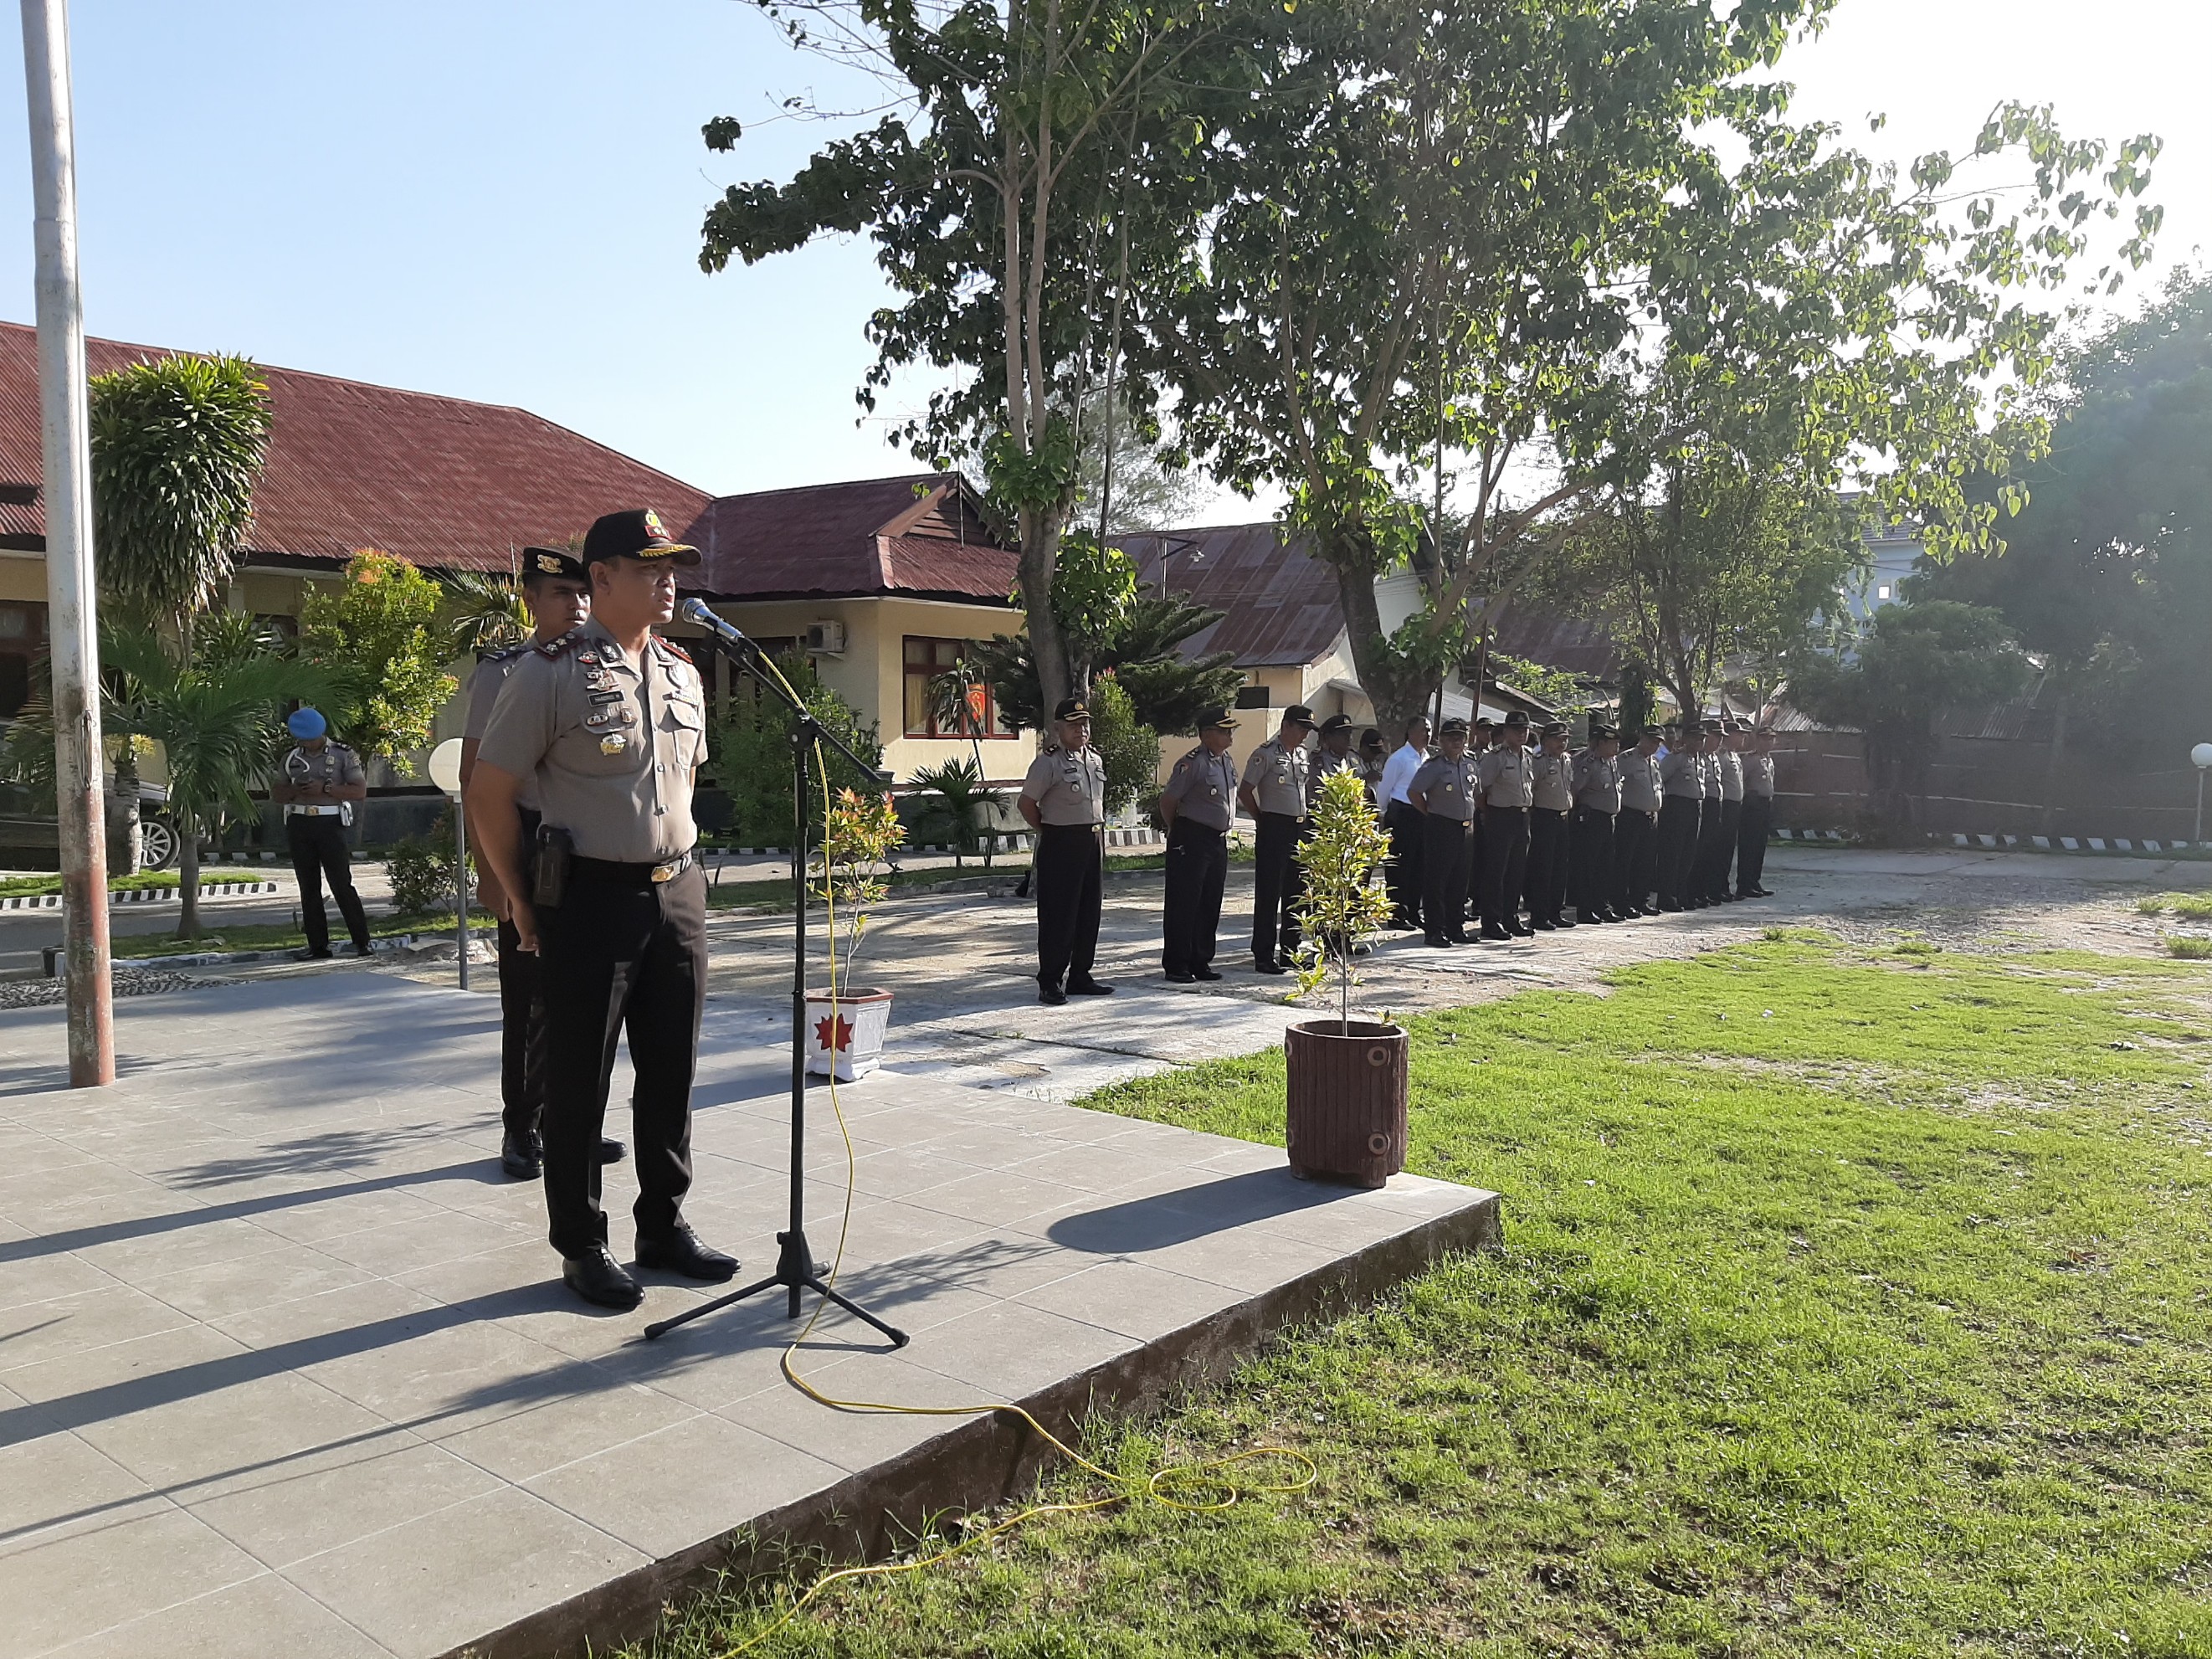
[469,508,734,1312]
[460,547,624,1182]
[1240,705,1315,975]
[269,706,372,961]
[1158,706,1238,984]
[1019,696,1114,1006]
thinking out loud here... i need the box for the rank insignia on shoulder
[534,629,585,660]
[657,639,694,666]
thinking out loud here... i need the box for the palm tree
[88,353,273,868]
[441,570,531,655]
[926,662,1002,867]
[906,758,1000,869]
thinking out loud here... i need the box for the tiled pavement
[0,974,1492,1659]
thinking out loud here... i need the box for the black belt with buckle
[572,849,695,886]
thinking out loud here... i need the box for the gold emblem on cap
[644,509,666,537]
[536,553,562,573]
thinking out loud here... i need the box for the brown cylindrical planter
[1285,1019,1409,1189]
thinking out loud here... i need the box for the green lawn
[111,908,483,958]
[0,869,182,899]
[638,932,2212,1658]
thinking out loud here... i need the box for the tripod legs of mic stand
[643,1228,911,1345]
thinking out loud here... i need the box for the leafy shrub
[385,829,459,914]
[706,654,880,848]
[1089,673,1157,816]
[2163,935,2212,960]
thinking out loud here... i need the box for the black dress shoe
[500,1132,542,1180]
[562,1247,642,1310]
[1479,924,1512,942]
[1510,922,1535,937]
[1252,958,1287,975]
[635,1225,739,1283]
[352,942,374,958]
[1038,984,1068,1005]
[1164,970,1196,984]
[1575,911,1607,926]
[1192,966,1224,981]
[1531,918,1557,932]
[1067,978,1115,995]
[1424,934,1450,948]
[598,1137,626,1165]
[291,948,335,963]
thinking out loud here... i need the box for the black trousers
[1692,799,1734,900]
[1712,799,1745,898]
[1656,796,1701,908]
[1526,808,1571,922]
[1383,801,1425,929]
[1162,818,1228,975]
[1737,795,1773,893]
[495,917,549,1141]
[1614,807,1656,912]
[536,860,706,1259]
[287,814,369,954]
[1034,822,1102,990]
[1250,811,1306,964]
[1571,808,1615,917]
[1480,805,1531,929]
[1419,814,1473,942]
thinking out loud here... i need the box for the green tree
[699,0,1230,716]
[706,654,882,848]
[87,352,273,865]
[1789,600,2032,835]
[969,588,1241,736]
[298,551,459,773]
[906,757,1000,866]
[1088,671,1156,815]
[440,570,531,656]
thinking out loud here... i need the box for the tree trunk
[1330,552,1432,736]
[1020,502,1074,714]
[2040,691,2069,836]
[113,743,143,874]
[175,818,203,940]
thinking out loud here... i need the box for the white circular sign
[2194,742,2212,771]
[428,737,466,799]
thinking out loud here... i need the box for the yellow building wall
[0,552,48,604]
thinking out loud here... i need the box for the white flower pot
[803,986,894,1081]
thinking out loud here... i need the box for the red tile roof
[1118,522,1347,667]
[684,474,1017,604]
[0,321,711,573]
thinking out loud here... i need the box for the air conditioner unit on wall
[805,620,846,654]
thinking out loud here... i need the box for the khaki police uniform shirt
[1476,743,1535,809]
[1160,744,1237,832]
[464,645,539,810]
[1718,751,1745,803]
[1019,742,1106,826]
[1698,750,1723,800]
[1571,749,1621,814]
[1659,748,1701,800]
[1746,751,1777,798]
[477,619,706,863]
[1410,752,1480,821]
[1531,750,1574,811]
[1242,736,1310,818]
[1620,749,1664,813]
[1307,748,1363,810]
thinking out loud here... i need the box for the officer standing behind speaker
[1737,726,1778,896]
[1524,722,1576,931]
[1378,715,1432,932]
[1408,716,1477,948]
[1476,710,1536,939]
[1712,721,1748,902]
[1570,724,1622,925]
[1239,705,1314,975]
[460,547,623,1181]
[1158,706,1238,984]
[1655,722,1703,912]
[469,507,734,1312]
[270,706,372,961]
[1614,724,1664,917]
[1019,696,1114,1006]
[1691,722,1730,907]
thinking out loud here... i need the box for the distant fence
[1772,732,2206,842]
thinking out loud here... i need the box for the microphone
[679,597,756,656]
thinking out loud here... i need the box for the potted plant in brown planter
[1286,766,1406,1186]
[805,786,906,1081]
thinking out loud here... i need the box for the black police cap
[583,508,701,568]
[1281,704,1316,728]
[1195,706,1239,731]
[1359,728,1383,748]
[1318,713,1355,735]
[1502,710,1531,728]
[520,547,587,584]
[1054,696,1092,722]
[1540,722,1568,737]
[1439,716,1470,736]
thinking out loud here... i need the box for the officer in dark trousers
[1158,706,1238,983]
[1476,711,1536,939]
[1737,727,1778,896]
[1524,722,1575,930]
[1691,722,1731,906]
[270,706,372,961]
[1357,728,1387,803]
[1570,724,1621,924]
[470,507,736,1312]
[1019,697,1113,1005]
[1713,721,1748,901]
[462,547,624,1181]
[1655,722,1705,912]
[1614,724,1664,916]
[1408,717,1477,947]
[1378,716,1432,931]
[1239,705,1315,975]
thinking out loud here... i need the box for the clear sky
[0,1,2203,516]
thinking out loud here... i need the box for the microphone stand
[645,616,908,1348]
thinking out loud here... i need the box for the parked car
[0,778,180,871]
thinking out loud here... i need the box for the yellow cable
[711,661,1315,1656]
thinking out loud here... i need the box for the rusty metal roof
[685,474,1016,604]
[1117,523,1347,667]
[1483,598,1621,680]
[0,322,712,573]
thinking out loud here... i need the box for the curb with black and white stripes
[713,827,1165,857]
[0,879,280,912]
[1770,828,2207,855]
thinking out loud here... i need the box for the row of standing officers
[1019,701,1782,1000]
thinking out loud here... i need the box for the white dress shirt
[1380,742,1429,806]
